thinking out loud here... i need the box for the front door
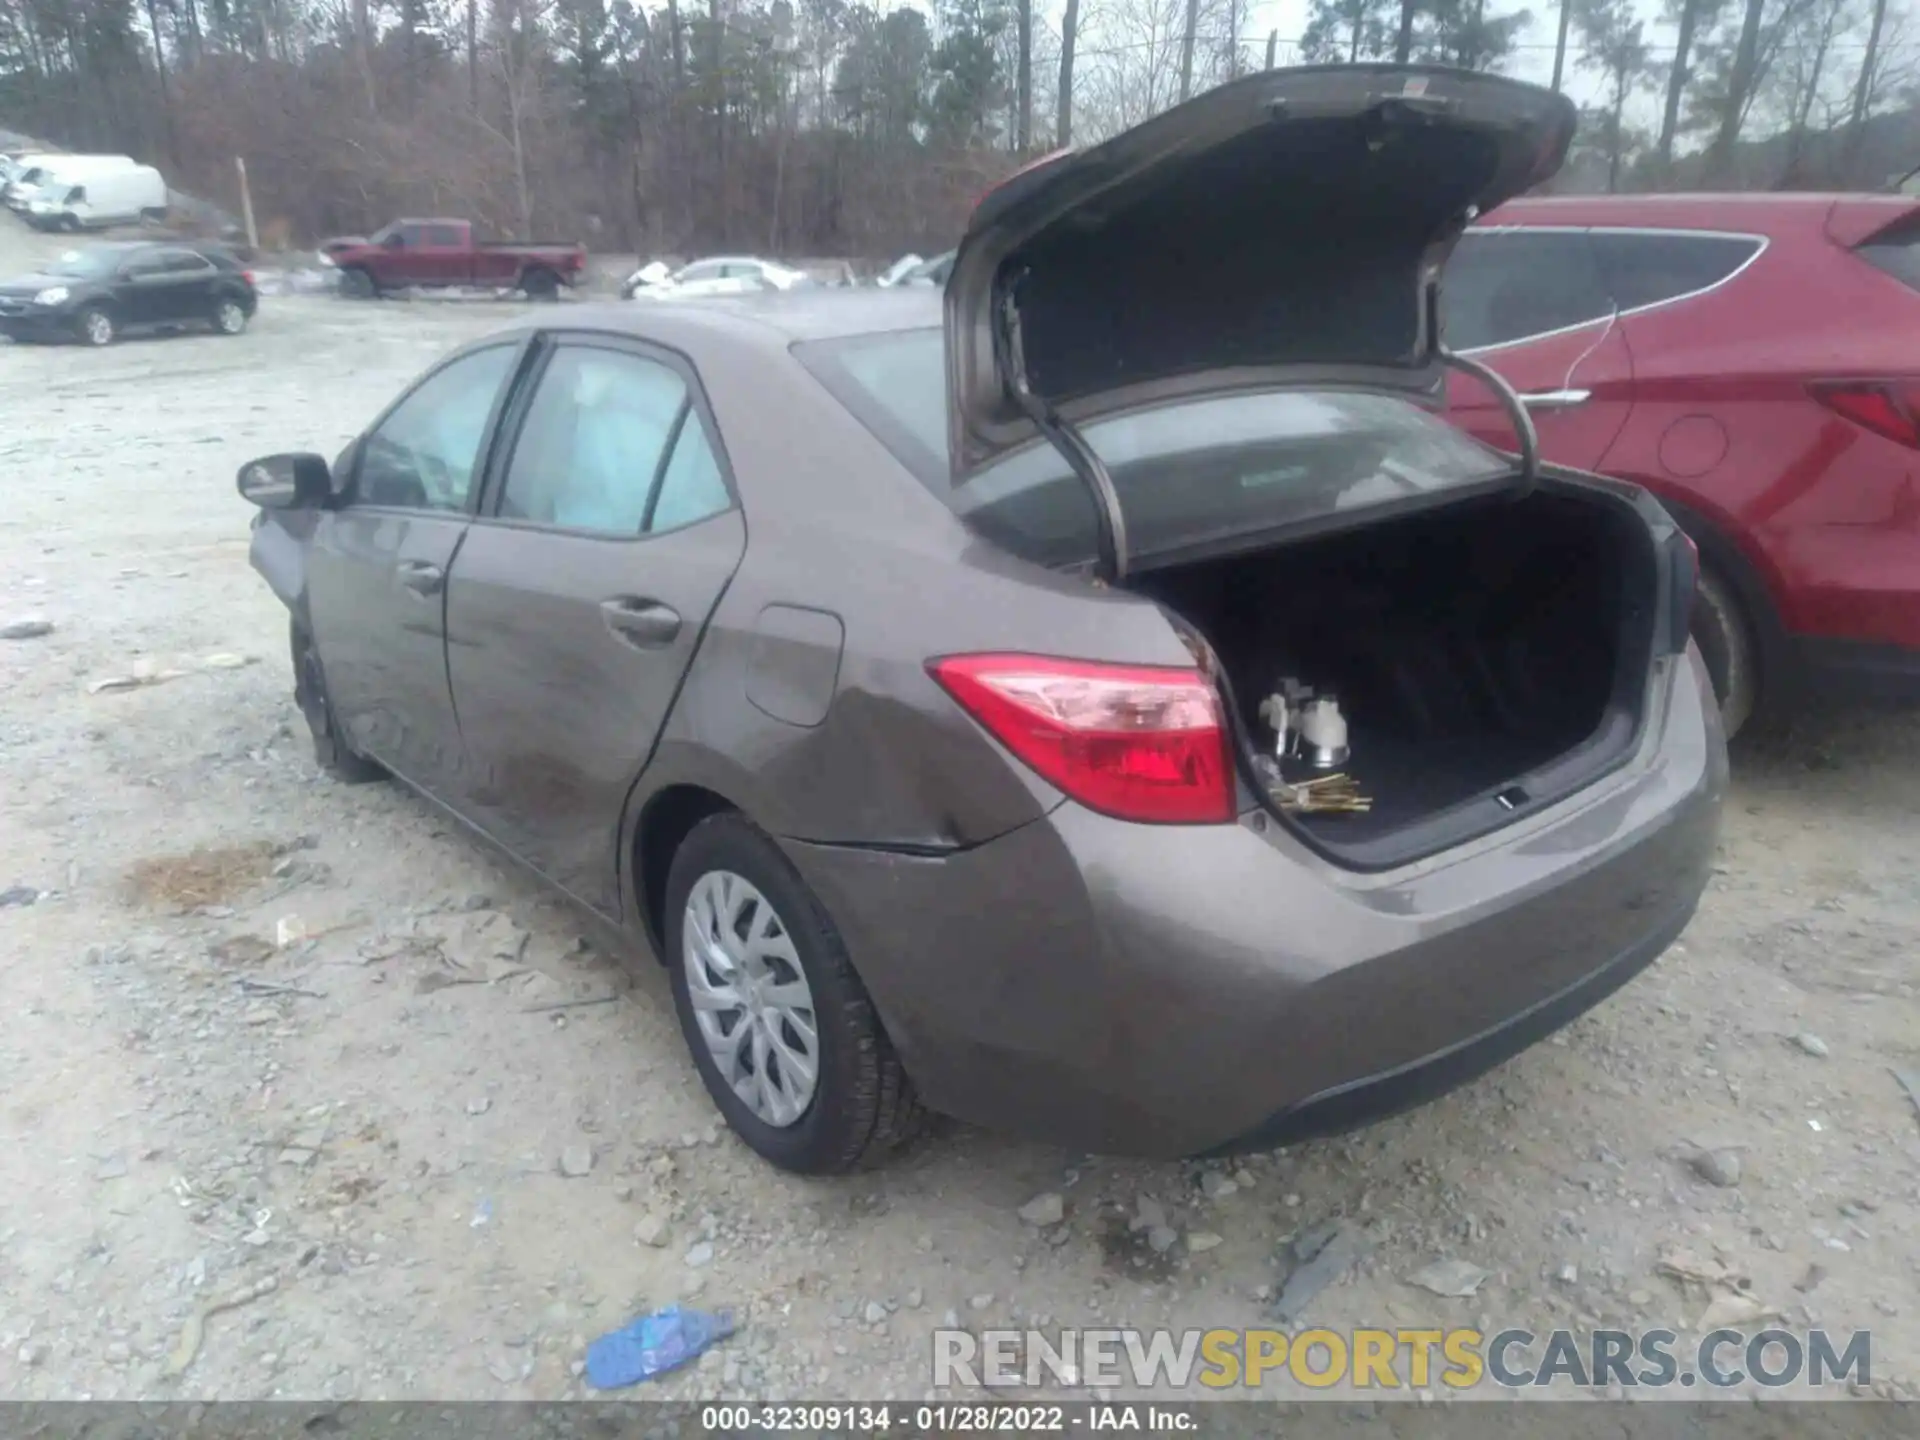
[1440,227,1637,472]
[305,341,524,794]
[443,337,746,916]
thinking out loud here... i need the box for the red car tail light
[1809,381,1920,448]
[928,653,1235,825]
[242,270,256,287]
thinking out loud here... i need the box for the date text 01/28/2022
[698,1405,1191,1432]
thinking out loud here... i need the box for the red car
[1441,192,1920,736]
[320,218,587,301]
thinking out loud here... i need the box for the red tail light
[242,270,256,286]
[929,653,1235,824]
[1809,381,1920,448]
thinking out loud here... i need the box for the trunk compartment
[1130,485,1661,867]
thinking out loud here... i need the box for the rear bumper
[1205,888,1695,1154]
[788,650,1726,1158]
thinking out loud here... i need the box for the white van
[25,163,166,231]
[8,154,136,213]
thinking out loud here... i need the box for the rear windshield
[796,327,1508,568]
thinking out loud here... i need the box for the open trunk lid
[944,64,1577,573]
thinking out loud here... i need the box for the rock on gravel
[1791,1032,1830,1057]
[1407,1259,1491,1298]
[1017,1192,1065,1226]
[1687,1147,1743,1187]
[558,1143,594,1178]
[1,617,53,640]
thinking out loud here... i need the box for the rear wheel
[665,813,924,1174]
[291,623,384,784]
[1691,562,1759,741]
[76,306,115,347]
[521,266,560,302]
[211,296,249,335]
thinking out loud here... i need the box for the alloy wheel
[681,870,820,1128]
[83,310,113,346]
[215,301,246,334]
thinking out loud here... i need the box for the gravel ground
[2,216,1917,1407]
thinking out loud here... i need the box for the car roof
[1485,191,1907,234]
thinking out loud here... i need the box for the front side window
[497,345,692,535]
[1442,230,1613,351]
[355,345,518,511]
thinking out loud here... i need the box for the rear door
[148,247,219,321]
[305,341,525,793]
[443,335,745,917]
[1441,227,1636,471]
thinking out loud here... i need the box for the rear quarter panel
[628,318,1200,854]
[1598,221,1920,639]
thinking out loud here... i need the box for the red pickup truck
[320,218,588,299]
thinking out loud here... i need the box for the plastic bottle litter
[584,1305,736,1389]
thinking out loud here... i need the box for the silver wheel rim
[217,302,244,332]
[682,870,819,1128]
[86,312,111,344]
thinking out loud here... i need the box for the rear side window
[1855,217,1920,291]
[797,328,1508,570]
[1442,231,1612,350]
[426,224,463,246]
[1589,231,1761,310]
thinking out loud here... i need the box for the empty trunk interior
[1131,487,1658,863]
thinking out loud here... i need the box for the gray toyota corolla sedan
[241,65,1726,1174]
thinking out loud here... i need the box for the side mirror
[238,452,331,509]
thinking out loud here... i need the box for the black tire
[520,266,560,302]
[75,305,115,347]
[1691,562,1759,741]
[665,812,924,1174]
[211,294,250,336]
[291,623,384,784]
[338,266,378,300]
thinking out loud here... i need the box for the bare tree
[1177,0,1198,100]
[1574,0,1652,190]
[1656,0,1716,170]
[1016,0,1031,146]
[1056,0,1078,144]
[1844,0,1891,176]
[1703,0,1768,179]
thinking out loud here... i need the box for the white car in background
[620,255,813,301]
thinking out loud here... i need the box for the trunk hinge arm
[992,279,1130,583]
[1440,346,1539,500]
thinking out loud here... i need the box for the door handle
[600,597,682,648]
[1518,389,1591,410]
[396,560,444,596]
